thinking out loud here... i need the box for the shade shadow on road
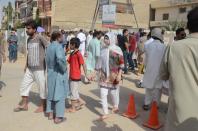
[80,93,103,116]
[91,120,123,131]
[0,81,6,90]
[29,91,40,106]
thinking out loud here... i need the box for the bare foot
[54,117,66,124]
[66,108,76,113]
[48,112,53,120]
[14,105,28,112]
[34,106,44,113]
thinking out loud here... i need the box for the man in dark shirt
[118,29,129,74]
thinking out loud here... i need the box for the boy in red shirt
[67,38,88,112]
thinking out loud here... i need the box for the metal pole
[129,0,139,28]
[91,0,99,31]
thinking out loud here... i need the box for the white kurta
[77,32,86,56]
[142,40,166,89]
[86,34,93,50]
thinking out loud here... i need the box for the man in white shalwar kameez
[77,29,86,56]
[142,28,166,110]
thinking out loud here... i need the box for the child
[67,37,88,112]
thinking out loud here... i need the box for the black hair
[147,32,151,39]
[93,31,100,38]
[187,7,198,33]
[123,29,128,35]
[25,20,37,29]
[50,31,62,42]
[70,37,81,48]
[89,31,93,34]
[176,28,185,35]
[11,28,16,32]
[80,29,83,32]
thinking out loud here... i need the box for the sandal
[97,115,109,121]
[54,117,66,124]
[14,107,28,112]
[112,108,119,114]
[143,105,150,111]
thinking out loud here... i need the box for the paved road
[0,58,168,131]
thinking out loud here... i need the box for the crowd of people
[0,6,196,131]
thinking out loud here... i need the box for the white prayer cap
[151,28,163,41]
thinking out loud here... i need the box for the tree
[2,2,13,30]
[164,21,186,31]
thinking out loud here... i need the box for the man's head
[89,31,93,35]
[61,30,65,34]
[50,31,63,43]
[80,29,83,32]
[25,20,37,36]
[11,28,16,36]
[93,31,102,40]
[151,28,164,42]
[123,29,129,36]
[187,7,198,33]
[176,28,186,40]
[139,28,143,33]
[70,37,81,50]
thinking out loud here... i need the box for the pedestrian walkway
[0,57,168,131]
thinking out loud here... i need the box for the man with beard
[14,20,48,113]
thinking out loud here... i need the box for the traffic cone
[143,101,163,130]
[122,95,139,119]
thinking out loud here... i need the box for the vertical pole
[129,0,138,28]
[91,0,99,31]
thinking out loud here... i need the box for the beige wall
[52,0,155,30]
[155,6,191,22]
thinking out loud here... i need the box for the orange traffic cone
[143,101,163,130]
[122,95,139,119]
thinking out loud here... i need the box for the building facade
[38,0,52,32]
[150,0,198,28]
[51,0,155,31]
[15,0,52,32]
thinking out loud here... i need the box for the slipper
[112,109,119,114]
[97,115,109,121]
[14,107,28,112]
[54,117,67,124]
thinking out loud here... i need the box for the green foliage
[35,9,41,26]
[164,21,186,31]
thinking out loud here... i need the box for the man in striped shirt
[14,20,48,113]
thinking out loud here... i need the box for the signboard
[100,0,110,6]
[102,5,116,25]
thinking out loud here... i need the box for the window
[150,9,156,21]
[163,13,169,20]
[179,7,186,13]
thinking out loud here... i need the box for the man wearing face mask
[14,20,48,113]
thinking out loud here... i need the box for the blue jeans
[128,52,135,70]
[123,51,129,73]
[8,44,17,62]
